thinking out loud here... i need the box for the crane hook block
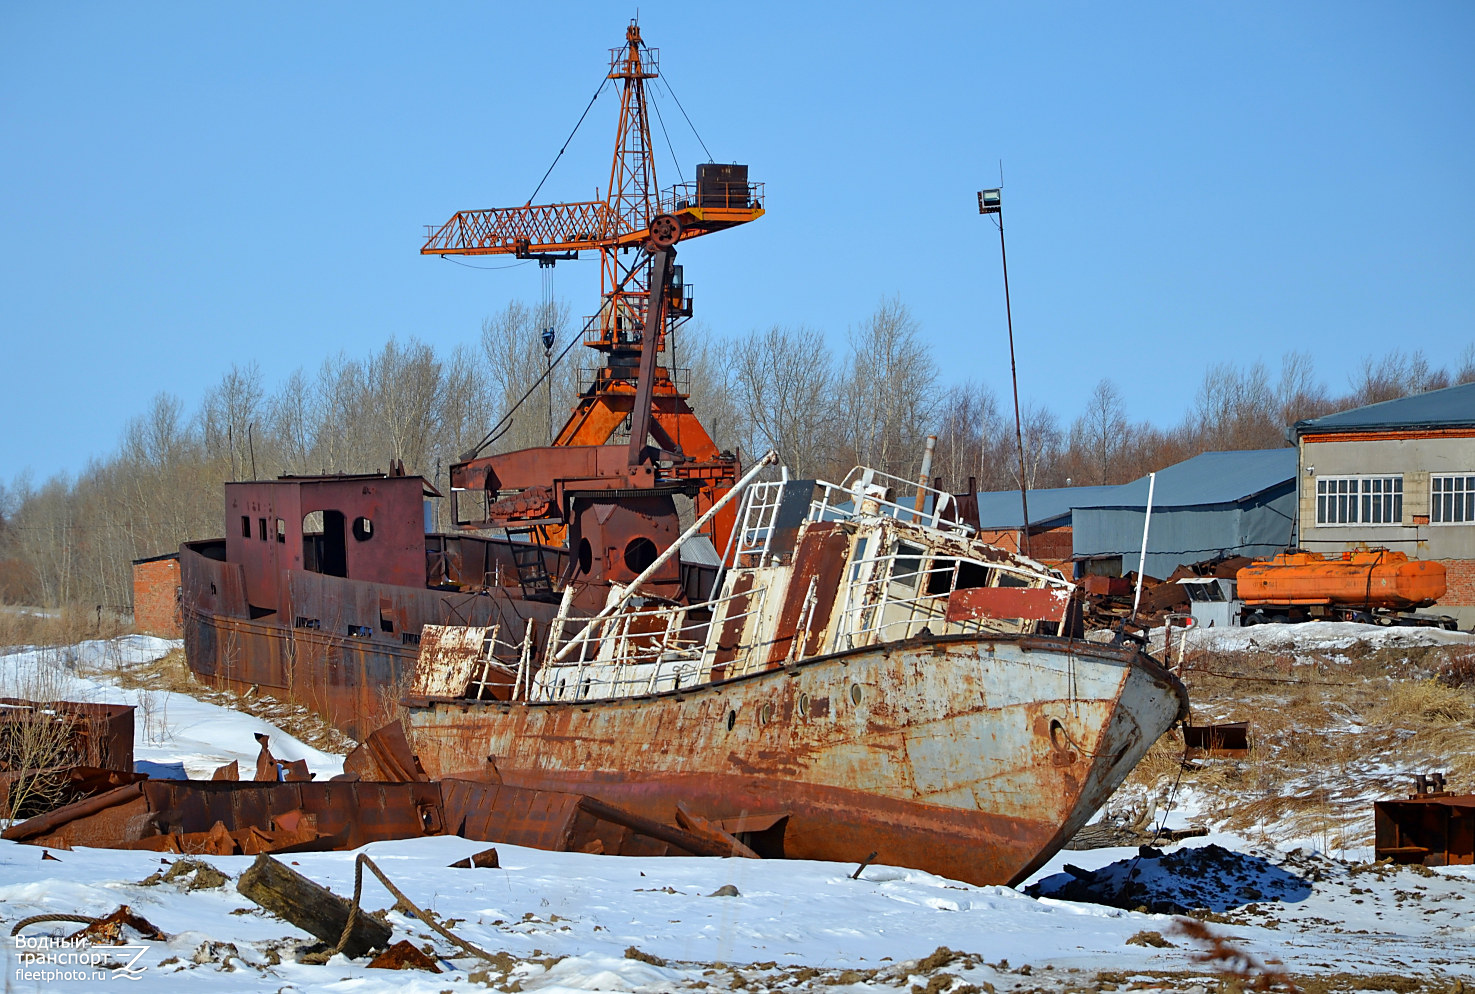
[647,214,681,252]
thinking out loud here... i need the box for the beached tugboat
[402,458,1190,887]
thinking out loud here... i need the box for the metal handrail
[807,471,973,537]
[532,583,772,701]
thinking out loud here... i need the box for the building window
[1315,475,1402,526]
[1432,474,1475,524]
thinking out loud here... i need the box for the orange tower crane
[421,23,763,551]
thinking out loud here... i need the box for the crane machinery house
[1292,381,1475,629]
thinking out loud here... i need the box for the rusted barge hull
[1,777,728,858]
[180,541,564,739]
[405,633,1188,887]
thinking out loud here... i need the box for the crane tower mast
[420,23,763,553]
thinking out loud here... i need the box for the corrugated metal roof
[970,448,1296,528]
[1294,382,1475,434]
[971,485,1121,530]
[679,535,723,568]
[1106,448,1296,508]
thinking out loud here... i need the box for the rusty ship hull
[179,530,568,740]
[405,631,1187,887]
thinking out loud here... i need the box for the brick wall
[1029,525,1073,564]
[1442,558,1475,610]
[132,557,182,638]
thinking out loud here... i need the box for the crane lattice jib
[420,26,761,260]
[420,194,764,257]
[422,22,763,554]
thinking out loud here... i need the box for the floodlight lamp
[977,189,1002,214]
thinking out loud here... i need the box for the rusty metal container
[1236,550,1445,609]
[1375,790,1475,866]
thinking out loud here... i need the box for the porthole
[577,538,593,575]
[850,684,863,705]
[726,709,737,731]
[759,702,774,725]
[624,536,659,572]
[798,693,810,716]
[352,516,374,541]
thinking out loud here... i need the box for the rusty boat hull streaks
[179,538,565,739]
[406,631,1188,887]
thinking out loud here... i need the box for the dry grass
[0,603,130,652]
[1114,639,1475,852]
[93,647,356,755]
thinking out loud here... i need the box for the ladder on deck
[505,529,554,599]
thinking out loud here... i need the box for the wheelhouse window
[1315,475,1402,526]
[1432,474,1475,524]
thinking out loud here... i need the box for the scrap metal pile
[1,720,760,861]
[1079,555,1252,631]
[0,697,143,820]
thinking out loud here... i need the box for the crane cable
[648,81,685,184]
[526,76,610,206]
[649,50,714,163]
[466,258,649,458]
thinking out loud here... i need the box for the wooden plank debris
[236,853,391,958]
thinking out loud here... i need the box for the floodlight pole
[979,188,1032,558]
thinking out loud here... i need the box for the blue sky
[2,2,1472,483]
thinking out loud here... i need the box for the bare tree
[1276,351,1332,427]
[1192,360,1280,451]
[1070,379,1127,486]
[1456,343,1475,386]
[1350,349,1448,406]
[932,381,1006,493]
[673,322,744,456]
[730,324,836,477]
[480,300,578,452]
[1016,403,1064,491]
[198,362,265,479]
[267,369,316,474]
[365,338,443,472]
[836,298,938,480]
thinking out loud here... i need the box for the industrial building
[961,448,1298,579]
[1292,381,1475,627]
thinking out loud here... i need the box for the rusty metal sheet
[709,571,758,680]
[410,626,491,699]
[368,940,442,973]
[0,698,135,775]
[1,782,150,848]
[764,522,849,667]
[1082,575,1133,597]
[945,585,1071,623]
[1376,790,1475,866]
[440,778,583,850]
[343,721,428,782]
[1182,721,1251,758]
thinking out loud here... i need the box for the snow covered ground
[1152,619,1475,656]
[0,635,341,780]
[1,636,1471,991]
[2,832,1471,991]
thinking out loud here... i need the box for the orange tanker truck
[1231,550,1455,628]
